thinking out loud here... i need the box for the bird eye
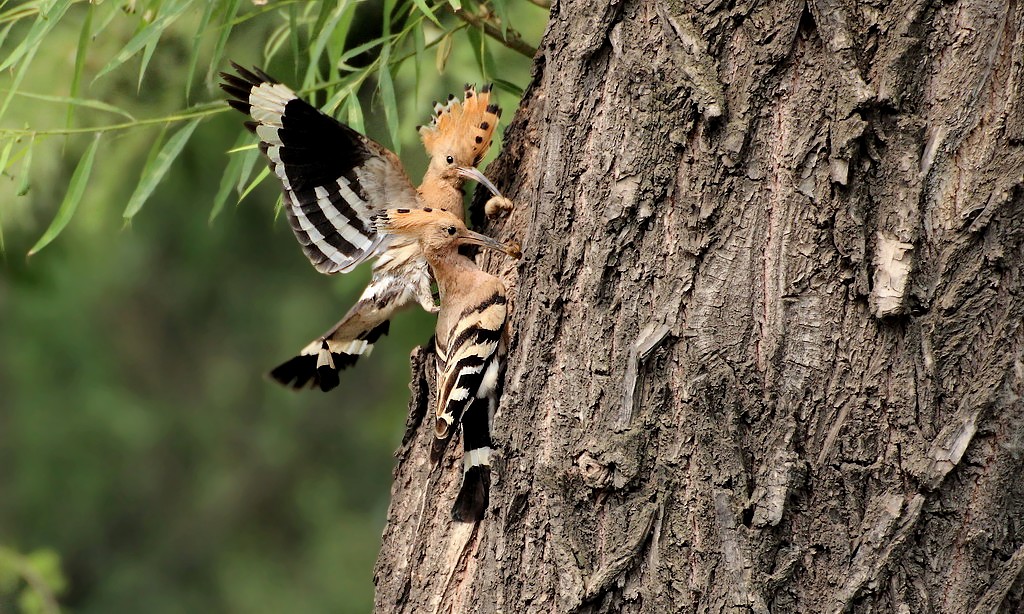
[445,155,454,165]
[447,226,456,235]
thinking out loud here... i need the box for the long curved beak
[456,166,503,198]
[458,229,521,259]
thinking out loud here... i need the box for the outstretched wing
[220,63,419,274]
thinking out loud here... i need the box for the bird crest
[419,84,501,167]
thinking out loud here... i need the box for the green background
[0,1,545,611]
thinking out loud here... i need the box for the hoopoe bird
[375,208,519,521]
[220,63,510,391]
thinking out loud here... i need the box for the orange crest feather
[419,85,501,166]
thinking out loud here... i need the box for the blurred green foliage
[0,0,546,611]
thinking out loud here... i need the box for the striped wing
[434,293,507,438]
[220,63,419,274]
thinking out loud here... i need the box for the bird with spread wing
[220,63,511,391]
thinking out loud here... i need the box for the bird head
[418,84,502,194]
[374,208,521,259]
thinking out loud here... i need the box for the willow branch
[452,9,538,58]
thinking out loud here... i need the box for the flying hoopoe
[375,208,519,522]
[219,63,510,391]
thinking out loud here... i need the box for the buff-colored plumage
[223,64,514,391]
[419,84,501,167]
[375,208,519,521]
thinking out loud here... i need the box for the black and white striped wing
[220,63,419,274]
[434,293,507,438]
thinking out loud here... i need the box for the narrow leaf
[206,0,241,86]
[413,23,425,98]
[65,2,94,131]
[95,0,191,82]
[237,166,270,204]
[235,146,260,194]
[16,135,33,196]
[0,0,72,72]
[0,42,39,121]
[264,21,290,63]
[0,138,11,255]
[18,92,135,121]
[337,34,389,71]
[28,134,101,256]
[493,77,523,98]
[410,0,441,27]
[490,0,510,37]
[345,94,365,134]
[377,52,400,152]
[184,0,216,101]
[466,25,486,78]
[288,2,300,72]
[0,138,13,175]
[123,118,201,220]
[210,136,249,222]
[303,0,348,88]
[137,29,159,90]
[435,31,453,74]
[446,0,462,12]
[89,0,121,37]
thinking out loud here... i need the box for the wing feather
[220,63,419,274]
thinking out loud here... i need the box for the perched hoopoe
[220,63,508,391]
[375,208,519,522]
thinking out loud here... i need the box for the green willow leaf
[210,135,250,222]
[184,0,216,101]
[410,0,442,27]
[235,146,260,195]
[304,0,349,88]
[345,94,366,134]
[137,26,160,90]
[0,41,39,121]
[377,51,400,152]
[435,31,453,73]
[0,138,12,254]
[237,166,270,204]
[123,118,201,220]
[95,0,192,82]
[16,135,32,196]
[18,92,136,121]
[65,1,93,130]
[28,134,101,256]
[206,0,241,86]
[492,77,523,98]
[0,0,72,72]
[490,0,510,37]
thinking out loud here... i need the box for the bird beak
[456,167,503,198]
[459,229,522,259]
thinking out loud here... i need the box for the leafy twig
[452,7,537,58]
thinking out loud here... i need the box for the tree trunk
[374,0,1024,611]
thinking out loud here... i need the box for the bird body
[375,208,519,521]
[220,64,506,390]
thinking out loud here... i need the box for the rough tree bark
[374,0,1024,611]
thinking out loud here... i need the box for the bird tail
[451,396,494,522]
[268,261,431,391]
[268,315,390,392]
